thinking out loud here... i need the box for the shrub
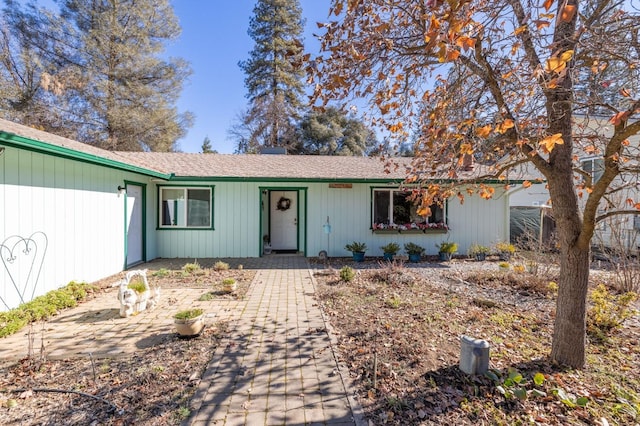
[198,293,215,301]
[222,278,236,285]
[587,284,638,341]
[438,241,458,254]
[468,243,490,256]
[127,279,147,294]
[496,241,516,254]
[152,268,170,278]
[182,261,201,274]
[381,242,401,254]
[339,266,356,282]
[345,241,367,252]
[174,308,204,320]
[213,261,230,271]
[0,281,95,338]
[404,242,425,255]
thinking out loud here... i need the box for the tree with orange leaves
[311,0,640,368]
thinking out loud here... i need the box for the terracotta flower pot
[174,314,205,337]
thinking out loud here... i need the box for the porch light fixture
[117,185,126,196]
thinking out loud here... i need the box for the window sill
[372,228,449,234]
[157,227,215,231]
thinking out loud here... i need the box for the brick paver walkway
[188,255,363,425]
[0,255,364,425]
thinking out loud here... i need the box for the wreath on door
[276,196,291,211]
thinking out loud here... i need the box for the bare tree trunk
[551,243,590,368]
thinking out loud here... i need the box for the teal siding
[153,181,509,259]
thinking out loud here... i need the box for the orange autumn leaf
[609,111,630,125]
[514,25,527,36]
[455,36,475,51]
[620,88,631,97]
[460,143,474,155]
[417,206,432,216]
[479,186,495,199]
[522,180,532,188]
[635,203,640,210]
[534,20,550,30]
[561,5,576,22]
[476,125,492,137]
[539,133,564,152]
[543,0,554,11]
[545,50,574,73]
[496,119,515,134]
[446,49,461,61]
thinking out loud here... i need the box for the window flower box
[372,222,449,234]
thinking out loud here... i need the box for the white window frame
[581,157,604,184]
[372,188,446,228]
[158,186,213,229]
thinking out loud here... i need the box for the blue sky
[166,1,332,154]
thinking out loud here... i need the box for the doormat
[273,250,298,254]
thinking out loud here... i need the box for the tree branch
[596,209,640,223]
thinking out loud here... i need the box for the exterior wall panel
[152,181,508,260]
[0,146,153,311]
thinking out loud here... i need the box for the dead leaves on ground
[314,262,640,425]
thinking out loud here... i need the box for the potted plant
[468,243,490,261]
[495,241,516,261]
[404,242,425,263]
[380,242,401,261]
[222,278,237,293]
[438,241,458,261]
[345,241,367,262]
[174,308,205,337]
[263,235,272,254]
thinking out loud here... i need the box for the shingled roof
[115,151,411,181]
[0,118,508,182]
[0,117,409,181]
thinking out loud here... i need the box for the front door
[126,184,144,267]
[269,191,298,251]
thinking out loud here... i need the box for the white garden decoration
[115,269,160,317]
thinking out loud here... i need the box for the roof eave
[0,131,172,180]
[167,175,526,184]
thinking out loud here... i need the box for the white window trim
[372,188,447,229]
[158,186,213,229]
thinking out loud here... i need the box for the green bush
[339,266,356,282]
[345,241,367,252]
[222,278,236,285]
[0,281,95,338]
[438,241,458,254]
[404,242,425,255]
[213,261,230,271]
[174,308,204,320]
[381,242,401,254]
[182,261,201,274]
[127,279,148,294]
[152,268,170,278]
[587,284,637,341]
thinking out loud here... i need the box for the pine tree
[0,1,76,137]
[1,0,193,151]
[299,107,377,156]
[201,136,216,153]
[236,0,305,152]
